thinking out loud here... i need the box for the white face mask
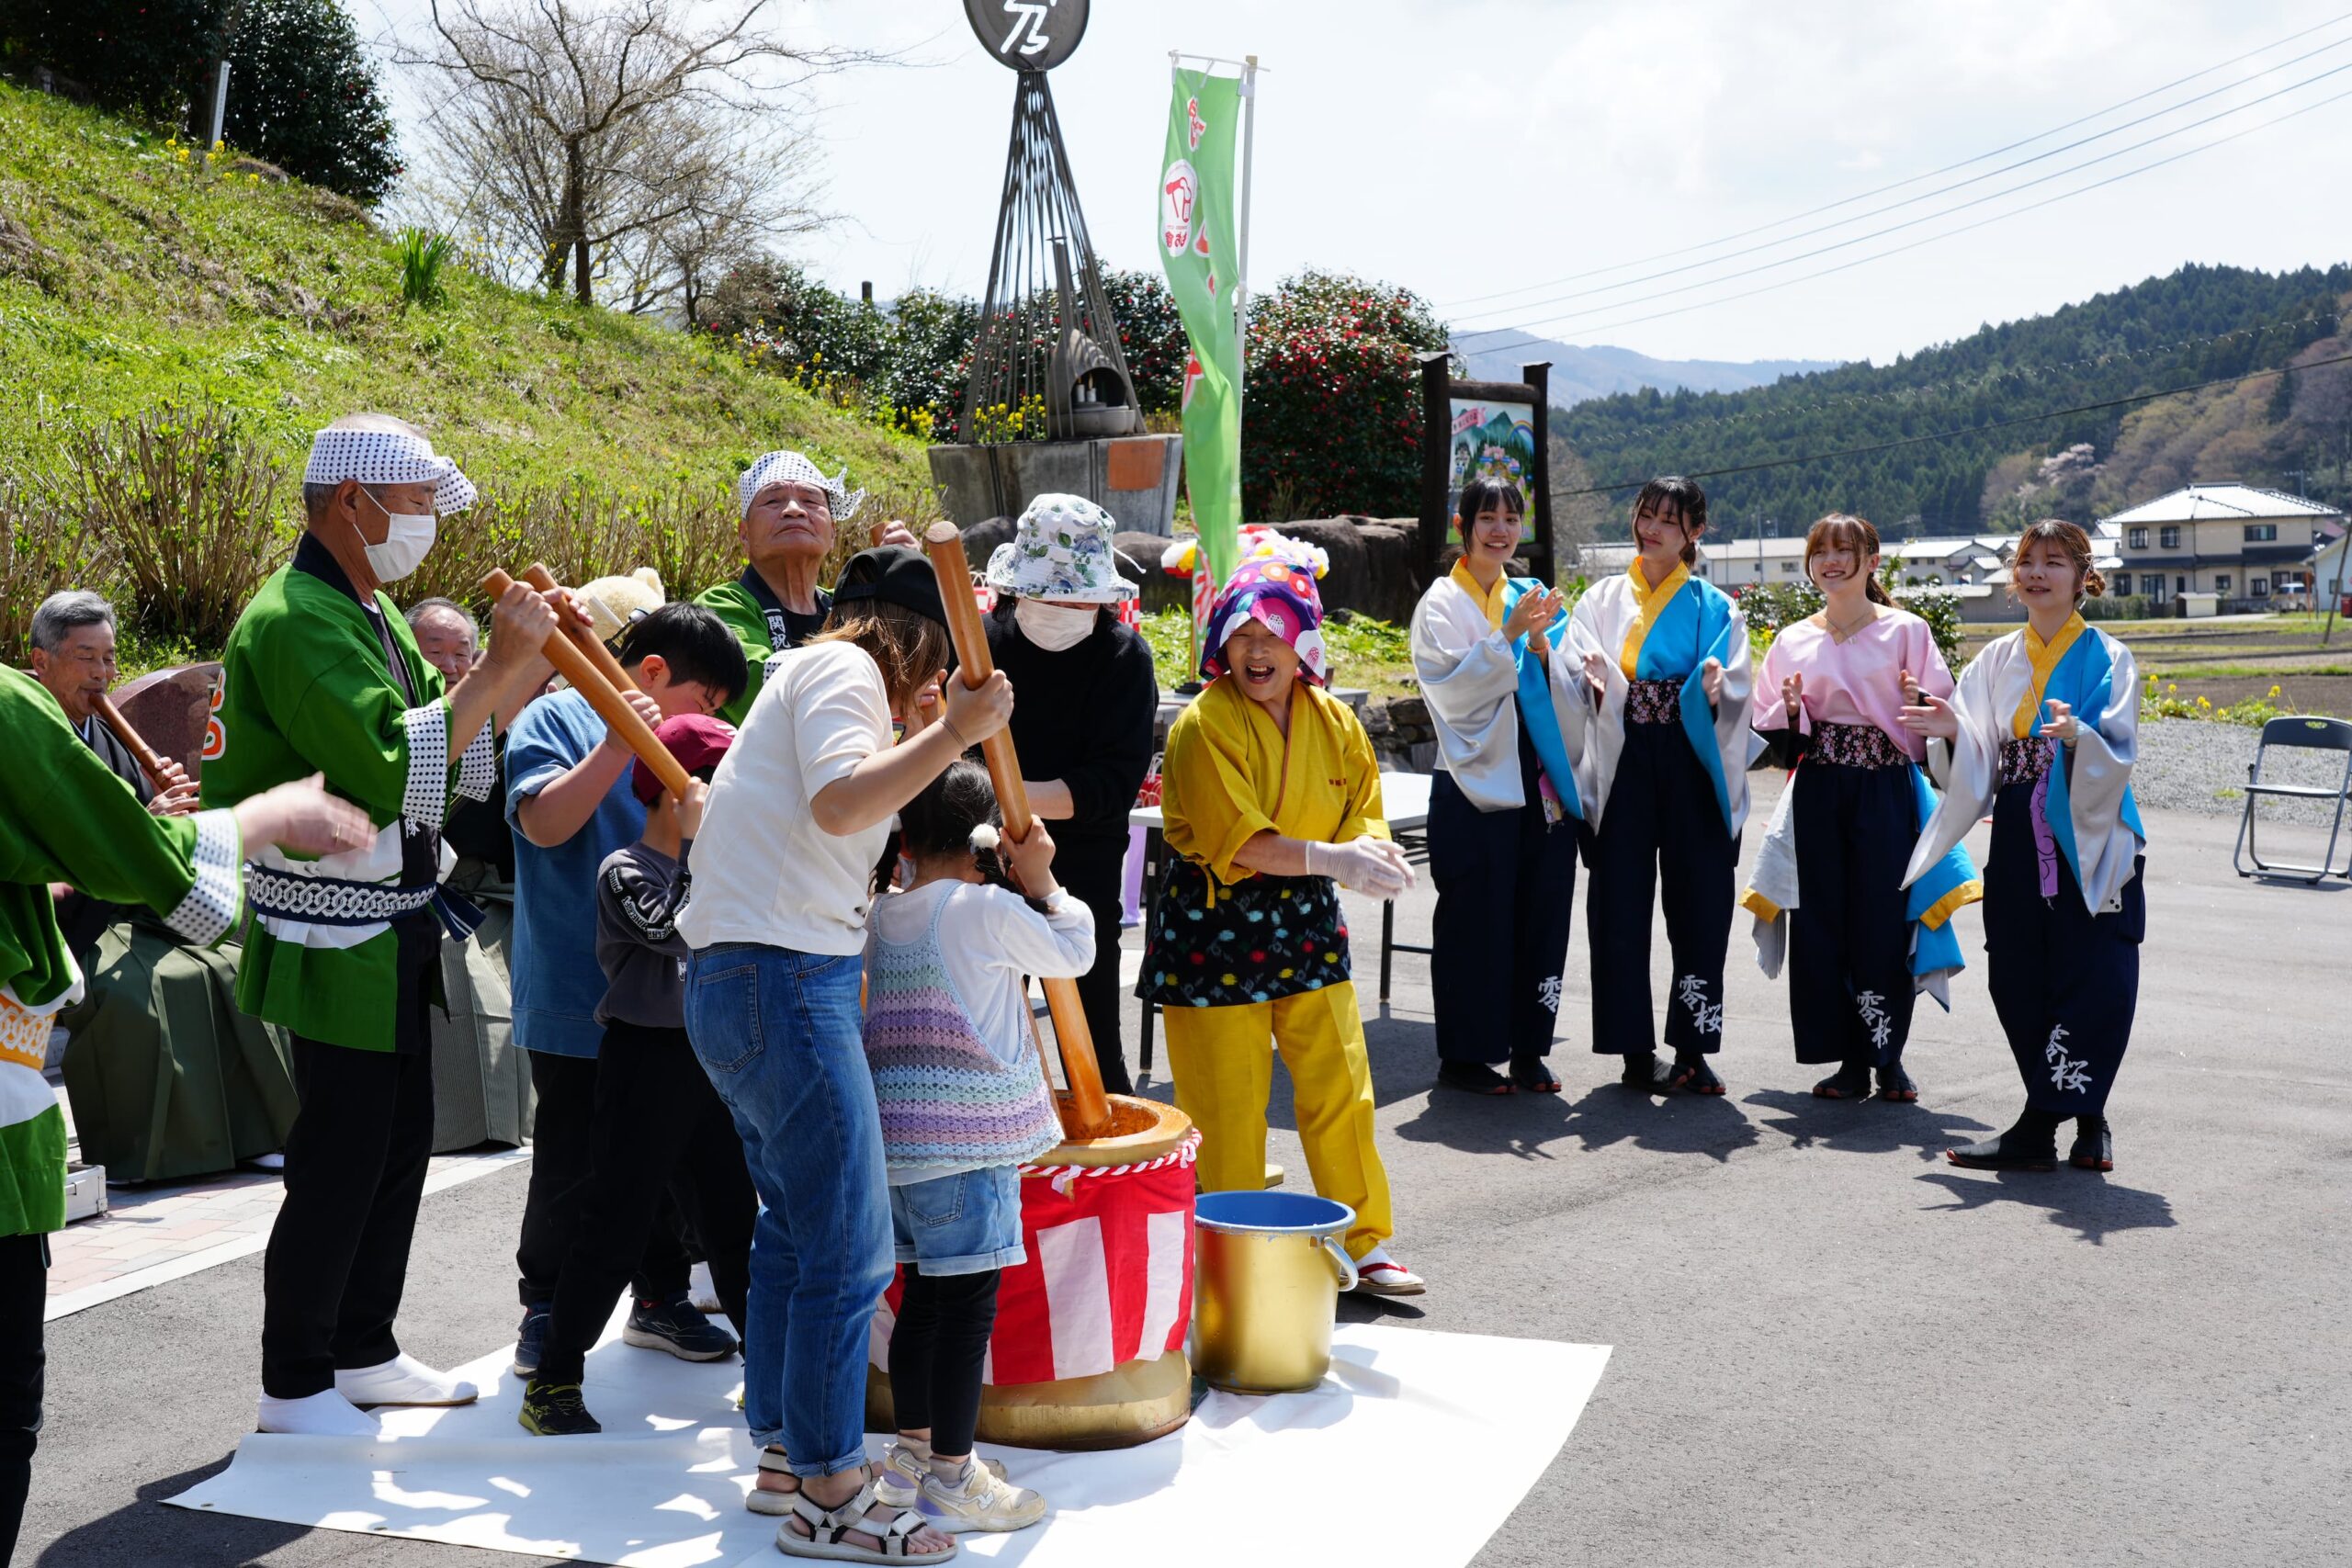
[360,491,437,583]
[1014,598,1099,652]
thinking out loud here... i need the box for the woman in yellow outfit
[1140,557,1425,1295]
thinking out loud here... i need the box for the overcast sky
[360,0,2352,368]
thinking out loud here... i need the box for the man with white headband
[693,450,920,724]
[202,413,568,1437]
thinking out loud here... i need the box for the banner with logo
[1161,69,1244,638]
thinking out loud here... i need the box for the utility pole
[195,59,230,175]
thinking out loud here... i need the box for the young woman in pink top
[1751,514,1957,1100]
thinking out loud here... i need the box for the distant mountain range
[1451,334,1839,406]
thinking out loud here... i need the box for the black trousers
[537,1021,756,1385]
[0,1233,46,1561]
[1428,741,1577,1063]
[516,1048,690,1309]
[261,993,440,1398]
[888,1265,1001,1458]
[1584,719,1738,1056]
[1057,837,1133,1097]
[1788,760,1918,1066]
[1983,779,2143,1116]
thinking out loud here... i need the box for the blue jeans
[684,942,890,1476]
[889,1166,1026,1275]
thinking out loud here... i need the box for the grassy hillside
[0,79,936,511]
[1554,263,2352,537]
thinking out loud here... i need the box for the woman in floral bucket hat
[982,494,1159,1095]
[1139,555,1427,1295]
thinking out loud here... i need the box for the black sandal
[1813,1063,1872,1100]
[1437,1060,1516,1097]
[1508,1054,1562,1094]
[2070,1116,2113,1171]
[1672,1056,1725,1096]
[1621,1051,1676,1092]
[1875,1062,1919,1102]
[1945,1133,2057,1171]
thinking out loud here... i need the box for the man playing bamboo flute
[0,670,368,1557]
[201,414,566,1437]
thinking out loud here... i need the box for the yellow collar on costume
[1450,558,1508,632]
[1620,559,1690,679]
[2013,612,2088,738]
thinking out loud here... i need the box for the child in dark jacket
[521,713,757,1437]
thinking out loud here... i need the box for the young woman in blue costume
[1559,478,1755,1094]
[1901,520,2145,1172]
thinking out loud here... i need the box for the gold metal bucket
[1191,1190,1358,1393]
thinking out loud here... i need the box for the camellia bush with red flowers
[1241,270,1450,521]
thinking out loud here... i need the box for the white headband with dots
[303,427,478,513]
[736,450,864,523]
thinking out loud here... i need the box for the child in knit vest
[863,761,1092,1535]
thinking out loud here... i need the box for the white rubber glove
[1306,838,1416,899]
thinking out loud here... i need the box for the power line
[1453,35,2352,331]
[1455,57,2352,341]
[1439,10,2352,310]
[1459,83,2352,362]
[1556,350,2352,497]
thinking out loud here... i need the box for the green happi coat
[0,670,244,1236]
[200,544,497,1052]
[694,570,830,724]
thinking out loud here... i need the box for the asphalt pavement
[19,776,2352,1567]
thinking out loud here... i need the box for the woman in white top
[678,546,1012,1565]
[1408,477,1576,1096]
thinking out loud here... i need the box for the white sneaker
[1351,1246,1426,1296]
[256,1389,379,1438]
[875,1440,1006,1506]
[334,1354,480,1408]
[917,1460,1046,1534]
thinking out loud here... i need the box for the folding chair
[2233,716,2352,883]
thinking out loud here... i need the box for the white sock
[334,1353,480,1408]
[256,1390,379,1438]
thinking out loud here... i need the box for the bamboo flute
[90,692,177,792]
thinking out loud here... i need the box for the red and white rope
[1021,1130,1201,1195]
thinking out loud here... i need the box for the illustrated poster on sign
[1447,400,1540,541]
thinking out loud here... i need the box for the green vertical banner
[1161,69,1243,632]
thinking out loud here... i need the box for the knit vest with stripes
[861,889,1065,1174]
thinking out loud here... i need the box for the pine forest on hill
[1551,263,2352,541]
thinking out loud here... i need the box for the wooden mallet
[922,521,1116,1142]
[522,562,641,696]
[481,569,690,798]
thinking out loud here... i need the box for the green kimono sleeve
[694,580,775,725]
[0,671,242,1010]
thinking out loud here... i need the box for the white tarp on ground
[168,1318,1609,1567]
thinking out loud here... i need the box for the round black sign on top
[964,0,1089,73]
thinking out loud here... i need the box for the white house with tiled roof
[2106,484,2345,609]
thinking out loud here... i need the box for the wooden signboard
[1418,352,1557,586]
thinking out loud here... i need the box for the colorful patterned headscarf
[1201,558,1329,687]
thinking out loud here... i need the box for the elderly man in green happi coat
[201,413,569,1438]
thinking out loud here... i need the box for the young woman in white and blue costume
[1558,477,1755,1093]
[1409,477,1577,1096]
[1901,520,2145,1172]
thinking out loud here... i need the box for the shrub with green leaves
[1241,270,1449,522]
[62,404,288,649]
[220,0,401,205]
[0,474,119,666]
